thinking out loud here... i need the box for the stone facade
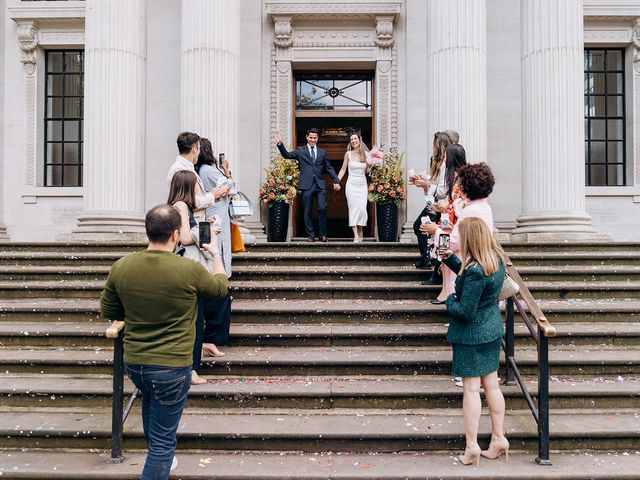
[1,0,640,242]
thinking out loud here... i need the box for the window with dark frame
[296,74,373,111]
[44,50,84,187]
[584,48,626,186]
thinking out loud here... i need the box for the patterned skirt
[451,337,502,378]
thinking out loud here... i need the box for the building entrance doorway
[292,72,375,239]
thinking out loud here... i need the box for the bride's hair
[347,131,368,161]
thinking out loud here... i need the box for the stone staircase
[0,241,639,478]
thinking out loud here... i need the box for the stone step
[1,346,639,376]
[2,298,639,324]
[0,252,127,267]
[2,449,639,480]
[2,321,640,349]
[2,374,638,411]
[4,264,640,283]
[0,409,638,452]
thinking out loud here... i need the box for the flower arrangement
[365,146,384,168]
[367,147,406,206]
[258,155,300,206]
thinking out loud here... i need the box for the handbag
[230,223,245,253]
[229,192,253,219]
[499,271,520,301]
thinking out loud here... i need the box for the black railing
[106,321,138,463]
[502,255,556,465]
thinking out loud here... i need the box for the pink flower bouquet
[366,147,384,168]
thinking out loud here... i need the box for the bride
[338,132,369,242]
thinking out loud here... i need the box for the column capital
[633,19,640,73]
[16,21,39,75]
[375,15,394,48]
[273,15,292,49]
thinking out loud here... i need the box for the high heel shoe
[458,444,481,466]
[481,437,509,461]
[202,343,225,357]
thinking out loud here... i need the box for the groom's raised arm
[274,131,299,160]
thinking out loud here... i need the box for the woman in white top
[337,132,369,242]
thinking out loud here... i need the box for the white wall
[145,0,181,209]
[486,0,522,231]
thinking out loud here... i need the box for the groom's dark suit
[277,142,340,239]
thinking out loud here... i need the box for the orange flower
[268,179,275,186]
[384,182,390,189]
[389,191,397,198]
[368,185,374,192]
[262,198,269,205]
[259,188,265,196]
[377,185,384,192]
[392,176,398,182]
[397,186,404,193]
[278,184,286,190]
[268,192,275,200]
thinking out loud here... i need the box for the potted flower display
[258,155,300,242]
[367,146,406,242]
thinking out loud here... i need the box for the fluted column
[512,0,606,241]
[65,0,147,241]
[180,0,240,173]
[426,0,486,164]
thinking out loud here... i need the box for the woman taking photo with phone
[168,170,225,385]
[441,216,508,467]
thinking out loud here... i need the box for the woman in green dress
[441,217,509,467]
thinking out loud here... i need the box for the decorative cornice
[583,6,640,20]
[633,19,640,73]
[7,4,85,23]
[266,1,401,22]
[16,22,39,75]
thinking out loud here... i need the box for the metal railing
[105,321,138,463]
[502,254,556,465]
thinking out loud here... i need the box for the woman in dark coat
[441,217,508,466]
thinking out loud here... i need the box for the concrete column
[425,0,487,164]
[180,0,240,172]
[65,0,147,241]
[512,0,606,241]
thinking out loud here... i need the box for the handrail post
[536,329,552,465]
[109,332,126,463]
[504,297,516,385]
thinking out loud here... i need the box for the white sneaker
[171,456,178,471]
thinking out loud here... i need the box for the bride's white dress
[345,151,368,227]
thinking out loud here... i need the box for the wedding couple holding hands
[274,129,370,242]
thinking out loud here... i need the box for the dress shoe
[319,236,328,242]
[414,261,431,270]
[458,444,481,467]
[307,237,315,242]
[430,298,446,305]
[481,437,509,461]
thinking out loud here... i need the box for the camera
[218,153,225,163]
[438,233,450,256]
[198,221,211,248]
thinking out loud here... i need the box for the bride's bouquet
[365,146,385,168]
[367,147,406,206]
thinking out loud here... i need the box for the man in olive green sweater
[101,204,227,480]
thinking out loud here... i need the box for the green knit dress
[443,254,505,378]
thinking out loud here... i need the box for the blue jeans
[124,363,191,480]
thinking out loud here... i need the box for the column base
[243,219,267,243]
[511,211,612,242]
[0,225,10,241]
[399,221,416,243]
[59,212,147,243]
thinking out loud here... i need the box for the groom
[274,129,341,242]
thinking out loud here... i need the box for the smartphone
[218,153,225,164]
[438,233,450,256]
[198,221,211,248]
